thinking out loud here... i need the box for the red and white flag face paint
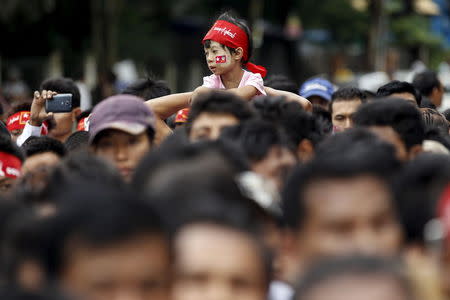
[216,55,227,64]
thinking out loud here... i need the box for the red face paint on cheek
[216,55,227,63]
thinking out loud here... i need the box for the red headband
[0,152,21,179]
[202,20,267,77]
[7,111,30,132]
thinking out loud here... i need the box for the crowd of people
[0,11,450,300]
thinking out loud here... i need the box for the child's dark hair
[204,12,253,65]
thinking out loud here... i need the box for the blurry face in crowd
[21,151,62,191]
[440,244,450,299]
[431,83,444,107]
[173,223,268,300]
[93,129,151,181]
[49,110,80,142]
[204,41,241,76]
[288,175,402,268]
[0,176,17,195]
[251,145,297,191]
[308,96,330,111]
[388,93,417,107]
[297,274,409,300]
[189,113,239,141]
[331,99,362,132]
[368,126,409,161]
[60,234,171,300]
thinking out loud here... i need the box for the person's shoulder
[203,74,221,88]
[244,70,263,81]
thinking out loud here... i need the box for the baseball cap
[299,78,334,101]
[88,95,155,143]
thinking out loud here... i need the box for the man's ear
[234,47,244,61]
[297,139,315,162]
[408,144,423,160]
[71,107,82,121]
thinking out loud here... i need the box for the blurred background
[2,0,450,109]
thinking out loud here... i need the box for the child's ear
[234,47,244,60]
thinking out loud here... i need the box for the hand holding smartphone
[45,93,73,113]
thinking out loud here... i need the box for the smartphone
[45,93,73,113]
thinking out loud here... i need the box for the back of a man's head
[353,98,425,151]
[122,77,171,100]
[21,136,66,158]
[264,74,298,94]
[376,81,421,106]
[412,70,441,98]
[40,78,81,109]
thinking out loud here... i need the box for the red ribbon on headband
[202,20,267,78]
[0,152,22,179]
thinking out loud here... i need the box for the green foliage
[390,15,443,47]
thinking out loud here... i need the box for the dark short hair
[187,91,254,132]
[40,77,81,109]
[376,80,422,106]
[294,256,412,300]
[412,70,441,97]
[220,119,294,162]
[283,128,400,230]
[64,131,89,153]
[21,136,66,158]
[7,102,32,118]
[353,98,425,150]
[394,153,450,246]
[122,77,171,100]
[264,75,298,94]
[41,184,167,279]
[0,135,24,162]
[204,11,253,64]
[330,87,366,114]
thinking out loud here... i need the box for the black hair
[393,153,450,246]
[14,151,125,206]
[122,77,171,100]
[220,119,294,162]
[353,98,425,150]
[330,87,366,114]
[204,11,253,65]
[64,131,89,153]
[283,128,400,230]
[40,77,81,109]
[0,287,72,300]
[21,136,66,158]
[312,105,332,134]
[376,80,422,106]
[132,138,249,193]
[41,183,167,279]
[294,256,412,300]
[75,109,91,123]
[264,74,298,94]
[0,134,24,162]
[412,70,441,97]
[7,101,32,118]
[421,108,449,135]
[187,91,254,132]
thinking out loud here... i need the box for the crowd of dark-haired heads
[2,18,450,300]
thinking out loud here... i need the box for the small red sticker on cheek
[216,55,227,63]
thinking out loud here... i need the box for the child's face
[204,41,239,75]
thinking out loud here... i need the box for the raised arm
[264,87,312,112]
[145,92,192,120]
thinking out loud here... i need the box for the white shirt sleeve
[16,121,42,147]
